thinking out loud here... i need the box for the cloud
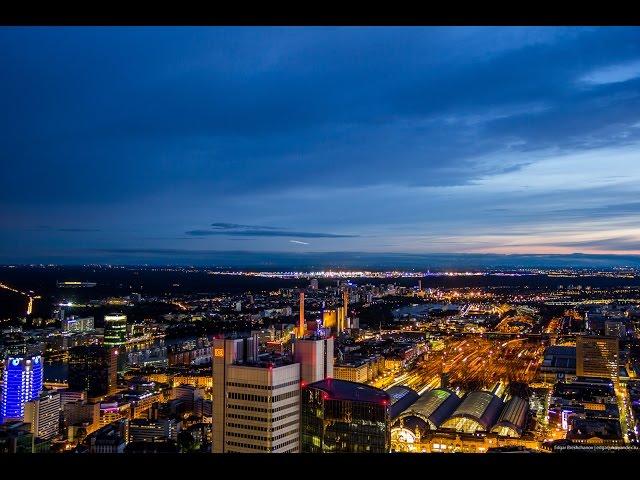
[28,226,101,232]
[580,59,640,86]
[185,223,357,239]
[290,240,310,245]
[210,222,278,230]
[553,236,640,252]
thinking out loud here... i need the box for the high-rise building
[310,279,319,290]
[576,335,619,381]
[298,291,305,338]
[301,378,390,453]
[337,289,349,333]
[104,313,127,347]
[294,336,334,385]
[24,390,61,441]
[322,309,338,330]
[212,337,301,453]
[68,346,118,399]
[0,354,43,423]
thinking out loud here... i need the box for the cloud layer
[1,27,640,262]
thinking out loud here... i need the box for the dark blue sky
[2,27,640,265]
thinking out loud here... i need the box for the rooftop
[387,386,420,419]
[306,378,390,405]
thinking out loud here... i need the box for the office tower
[212,337,301,453]
[418,280,422,291]
[294,336,334,385]
[62,316,95,333]
[68,346,118,398]
[322,309,338,330]
[0,354,43,423]
[310,278,319,290]
[576,335,619,381]
[235,301,242,312]
[104,313,127,347]
[301,378,390,453]
[298,291,305,338]
[24,390,61,441]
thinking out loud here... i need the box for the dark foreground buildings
[301,378,390,453]
[68,346,118,399]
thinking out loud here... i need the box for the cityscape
[1,265,640,454]
[2,25,640,458]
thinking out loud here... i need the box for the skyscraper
[24,390,61,441]
[104,313,127,347]
[212,337,301,453]
[301,378,390,453]
[68,346,118,399]
[0,354,44,423]
[298,291,305,338]
[576,335,619,381]
[294,336,334,385]
[337,289,349,333]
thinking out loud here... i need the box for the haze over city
[2,27,640,265]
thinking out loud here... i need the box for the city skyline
[2,27,640,264]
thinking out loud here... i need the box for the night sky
[2,27,640,265]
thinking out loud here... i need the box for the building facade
[68,345,118,399]
[0,354,44,423]
[294,336,334,385]
[24,390,61,441]
[301,378,390,453]
[104,313,127,347]
[576,336,619,381]
[212,337,301,453]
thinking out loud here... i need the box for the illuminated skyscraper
[576,335,619,381]
[0,354,44,423]
[212,337,301,453]
[104,313,127,347]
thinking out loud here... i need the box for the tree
[177,430,199,453]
